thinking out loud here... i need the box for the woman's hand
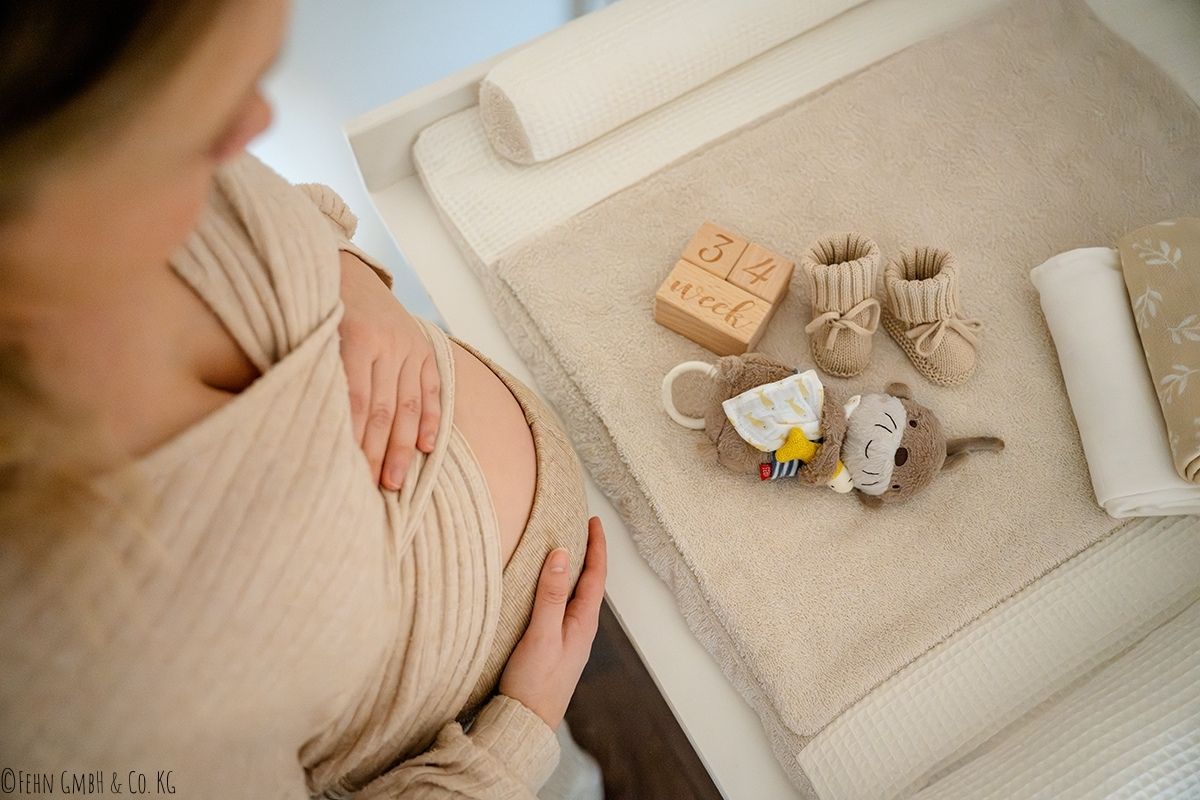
[337,251,441,490]
[499,517,607,730]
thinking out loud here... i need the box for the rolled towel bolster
[478,0,864,164]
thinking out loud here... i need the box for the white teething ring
[661,361,718,430]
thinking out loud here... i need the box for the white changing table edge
[343,61,801,800]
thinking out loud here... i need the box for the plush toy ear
[885,382,912,400]
[942,436,1005,471]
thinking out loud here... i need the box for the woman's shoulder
[170,153,345,372]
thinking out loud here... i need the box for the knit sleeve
[297,182,395,291]
[353,696,561,799]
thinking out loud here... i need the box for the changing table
[342,2,1200,797]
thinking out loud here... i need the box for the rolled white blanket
[1030,247,1200,517]
[479,0,863,164]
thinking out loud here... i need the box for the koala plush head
[853,382,1002,507]
[840,393,930,498]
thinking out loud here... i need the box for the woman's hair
[0,1,227,214]
[0,1,228,548]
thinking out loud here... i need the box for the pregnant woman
[0,1,604,797]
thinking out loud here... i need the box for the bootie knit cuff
[884,246,961,323]
[802,233,881,313]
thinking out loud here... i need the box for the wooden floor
[564,601,723,800]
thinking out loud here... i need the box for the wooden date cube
[654,221,794,356]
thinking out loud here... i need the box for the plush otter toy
[661,353,1003,506]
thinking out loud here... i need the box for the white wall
[251,1,577,321]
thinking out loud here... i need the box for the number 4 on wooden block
[728,242,794,304]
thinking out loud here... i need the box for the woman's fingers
[340,335,374,445]
[497,518,607,730]
[564,517,606,642]
[529,518,607,643]
[382,357,424,490]
[417,355,441,453]
[362,357,399,484]
[528,547,573,637]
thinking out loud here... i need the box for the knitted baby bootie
[801,232,882,378]
[881,246,982,386]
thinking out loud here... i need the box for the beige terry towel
[1119,218,1200,483]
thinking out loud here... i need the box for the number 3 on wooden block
[729,242,794,303]
[698,233,734,264]
[681,221,748,279]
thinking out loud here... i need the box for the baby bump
[449,338,589,719]
[450,340,537,565]
[302,327,586,792]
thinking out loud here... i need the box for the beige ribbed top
[0,154,559,798]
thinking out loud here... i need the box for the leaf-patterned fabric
[1119,217,1200,483]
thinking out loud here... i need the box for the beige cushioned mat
[478,0,1200,780]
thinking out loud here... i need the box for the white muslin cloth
[478,0,863,164]
[1030,247,1200,517]
[722,369,828,452]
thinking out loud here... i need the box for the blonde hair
[0,1,228,551]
